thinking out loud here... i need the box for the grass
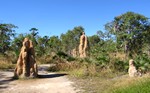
[1,53,150,93]
[70,72,125,93]
[0,54,15,70]
[111,75,150,93]
[0,61,15,70]
[70,72,150,93]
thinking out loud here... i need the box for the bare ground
[0,64,79,93]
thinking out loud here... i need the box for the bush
[48,61,81,72]
[56,51,75,61]
[113,59,128,72]
[135,53,150,73]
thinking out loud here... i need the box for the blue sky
[0,0,150,37]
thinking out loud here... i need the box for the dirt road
[0,64,79,93]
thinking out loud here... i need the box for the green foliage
[36,36,49,56]
[60,26,84,53]
[135,53,150,73]
[48,36,61,52]
[56,51,68,58]
[56,51,75,61]
[0,23,17,54]
[29,28,39,37]
[113,59,128,72]
[95,53,110,66]
[88,35,100,47]
[28,28,39,47]
[11,34,25,57]
[89,31,115,68]
[1,11,150,74]
[105,12,150,57]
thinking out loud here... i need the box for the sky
[0,0,150,37]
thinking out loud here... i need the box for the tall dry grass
[0,54,15,70]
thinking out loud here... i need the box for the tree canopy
[105,12,150,57]
[0,23,17,54]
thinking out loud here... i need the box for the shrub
[135,53,150,73]
[113,59,128,72]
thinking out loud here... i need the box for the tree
[29,28,39,46]
[29,28,38,37]
[11,34,25,56]
[88,35,100,48]
[105,12,150,57]
[36,36,47,56]
[48,36,61,52]
[88,31,115,66]
[60,26,84,54]
[0,23,17,54]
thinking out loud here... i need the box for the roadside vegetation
[0,11,150,92]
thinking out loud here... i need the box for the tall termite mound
[14,38,38,78]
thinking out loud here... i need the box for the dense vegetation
[0,12,150,73]
[1,11,150,93]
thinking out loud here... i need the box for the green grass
[70,71,150,93]
[112,78,150,93]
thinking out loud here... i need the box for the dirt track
[0,64,79,93]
